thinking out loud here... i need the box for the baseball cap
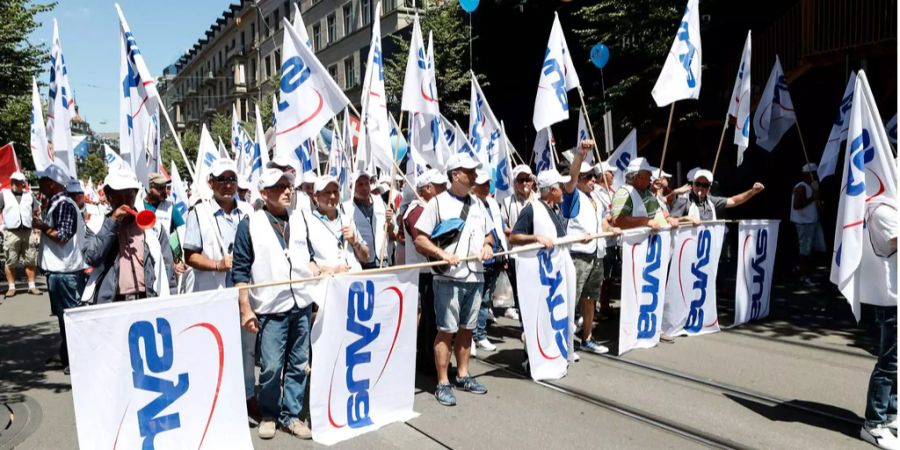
[429,171,449,187]
[594,162,616,175]
[445,153,481,172]
[351,168,374,184]
[625,157,655,175]
[415,171,433,189]
[65,179,84,194]
[512,165,533,178]
[801,163,818,173]
[475,170,491,185]
[577,161,594,174]
[652,169,673,181]
[35,164,70,186]
[148,172,169,186]
[104,170,141,191]
[267,154,296,171]
[10,172,26,182]
[258,168,295,190]
[237,179,251,190]
[536,169,570,189]
[692,169,714,183]
[209,159,238,177]
[686,167,701,182]
[314,175,339,192]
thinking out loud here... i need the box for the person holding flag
[499,164,536,323]
[348,169,396,269]
[303,175,369,273]
[0,172,41,297]
[669,169,765,222]
[791,163,826,286]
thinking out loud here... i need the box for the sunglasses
[693,182,711,188]
[267,183,293,192]
[515,177,533,183]
[213,175,238,183]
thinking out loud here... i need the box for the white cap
[237,179,251,190]
[10,172,26,182]
[625,157,655,175]
[512,165,533,178]
[267,154,296,171]
[536,169,570,189]
[65,179,84,194]
[300,173,318,186]
[104,171,141,191]
[692,169,714,183]
[802,163,818,173]
[209,158,238,177]
[415,171,433,189]
[351,168,374,183]
[314,175,339,192]
[578,161,594,174]
[445,153,481,172]
[475,169,491,185]
[429,171,449,186]
[35,164,69,186]
[686,167,701,182]
[258,168,296,190]
[652,169,673,181]
[594,162,616,175]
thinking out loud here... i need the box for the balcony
[203,70,215,86]
[226,46,245,62]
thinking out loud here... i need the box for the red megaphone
[124,207,157,230]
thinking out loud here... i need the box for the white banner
[734,220,780,326]
[662,224,725,337]
[310,271,419,446]
[515,248,576,381]
[619,230,673,355]
[64,289,252,450]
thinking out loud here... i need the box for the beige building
[158,0,420,138]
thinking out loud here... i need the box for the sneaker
[579,340,610,355]
[280,419,312,440]
[861,424,900,449]
[660,334,676,344]
[258,418,276,439]
[28,287,41,295]
[504,308,520,321]
[887,414,898,431]
[453,375,487,394]
[475,338,497,352]
[470,339,477,357]
[434,383,456,406]
[572,352,580,362]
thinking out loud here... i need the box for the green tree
[161,128,198,183]
[79,150,107,184]
[210,112,231,152]
[384,2,483,124]
[0,1,56,171]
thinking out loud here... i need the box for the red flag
[0,143,19,190]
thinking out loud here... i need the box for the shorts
[432,279,482,333]
[794,222,826,256]
[3,228,37,268]
[572,253,604,301]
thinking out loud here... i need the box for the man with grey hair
[611,158,680,230]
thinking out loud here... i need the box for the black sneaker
[453,375,487,394]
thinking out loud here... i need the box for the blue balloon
[459,0,479,13]
[590,43,610,69]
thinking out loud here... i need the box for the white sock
[28,281,36,289]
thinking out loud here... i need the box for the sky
[29,0,233,133]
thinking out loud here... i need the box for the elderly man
[303,175,369,272]
[414,153,495,406]
[472,170,509,353]
[34,165,84,374]
[670,169,764,223]
[350,169,396,269]
[499,164,536,322]
[144,173,187,277]
[232,168,316,440]
[790,163,826,286]
[0,171,40,296]
[611,157,680,230]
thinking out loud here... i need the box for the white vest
[2,189,33,229]
[191,199,251,291]
[530,199,561,241]
[567,190,605,256]
[622,185,649,217]
[502,194,533,259]
[302,208,362,271]
[348,195,388,266]
[680,193,717,221]
[248,209,314,314]
[790,182,818,224]
[402,200,429,272]
[432,193,487,282]
[40,196,85,273]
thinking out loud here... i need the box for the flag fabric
[0,144,20,191]
[754,56,797,151]
[328,123,351,202]
[608,129,637,190]
[830,70,899,321]
[359,2,393,174]
[193,124,219,198]
[275,17,351,170]
[410,113,448,171]
[400,17,438,115]
[734,220,780,327]
[469,74,503,168]
[619,229,673,355]
[218,137,230,159]
[72,135,88,159]
[887,113,897,145]
[817,72,857,180]
[389,113,408,162]
[48,19,76,177]
[661,224,726,337]
[104,144,131,174]
[533,12,580,131]
[231,103,242,156]
[729,31,752,164]
[169,161,190,225]
[250,104,270,202]
[651,0,702,107]
[30,77,52,171]
[309,271,419,445]
[291,3,312,49]
[267,94,278,151]
[576,108,593,165]
[533,128,556,174]
[493,125,514,203]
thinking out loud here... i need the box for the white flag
[360,2,393,173]
[817,72,857,180]
[651,0,702,107]
[619,229,673,355]
[533,13,580,131]
[753,56,797,151]
[607,128,637,190]
[410,113,448,170]
[217,137,230,159]
[734,220,780,327]
[576,108,593,165]
[275,17,350,168]
[231,103,242,156]
[493,126,514,204]
[328,123,351,202]
[169,160,190,225]
[104,144,131,173]
[887,113,897,145]
[400,18,438,115]
[30,77,52,171]
[830,70,898,321]
[48,19,76,177]
[533,128,556,174]
[250,104,270,201]
[661,224,725,337]
[291,3,312,49]
[469,74,503,168]
[193,124,219,198]
[729,31,752,164]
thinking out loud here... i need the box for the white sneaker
[476,338,497,352]
[887,414,898,431]
[504,308,520,321]
[258,418,277,439]
[470,339,477,357]
[572,352,580,362]
[861,424,900,449]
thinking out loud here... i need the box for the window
[328,64,338,83]
[265,16,271,37]
[251,23,256,44]
[273,11,280,30]
[250,58,256,84]
[342,3,353,35]
[284,1,291,18]
[343,57,355,89]
[362,0,372,25]
[264,55,271,79]
[312,23,321,51]
[327,13,336,44]
[274,50,281,69]
[241,31,245,49]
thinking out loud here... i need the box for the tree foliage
[79,150,107,184]
[161,129,199,183]
[0,1,55,167]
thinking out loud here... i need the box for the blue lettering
[847,129,874,196]
[749,229,767,320]
[637,235,662,338]
[676,10,697,88]
[615,152,632,172]
[345,280,380,429]
[537,249,569,359]
[684,230,712,333]
[542,48,568,111]
[279,56,311,113]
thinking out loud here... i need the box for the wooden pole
[794,119,812,166]
[576,88,611,193]
[657,102,676,178]
[711,115,730,176]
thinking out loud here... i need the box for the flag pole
[377,149,399,268]
[576,88,611,193]
[794,119,811,166]
[657,102,676,177]
[711,114,730,175]
[159,105,196,180]
[547,127,558,167]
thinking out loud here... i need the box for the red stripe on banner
[276,91,324,136]
[373,286,404,388]
[182,323,225,450]
[843,220,864,229]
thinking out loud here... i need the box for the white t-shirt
[415,191,493,283]
[303,209,364,271]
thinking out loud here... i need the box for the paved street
[0,266,879,449]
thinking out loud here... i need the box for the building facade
[158,0,420,138]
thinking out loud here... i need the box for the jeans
[256,305,312,425]
[47,272,84,366]
[865,306,898,426]
[241,328,257,399]
[474,266,501,341]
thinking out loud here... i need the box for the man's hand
[610,227,622,235]
[174,261,187,275]
[690,216,701,226]
[219,255,233,271]
[673,184,692,196]
[581,233,594,244]
[442,251,460,266]
[240,307,259,333]
[341,226,356,245]
[536,235,555,249]
[111,205,132,222]
[480,244,494,261]
[667,217,680,228]
[751,182,765,193]
[385,207,394,223]
[579,139,594,157]
[647,220,661,231]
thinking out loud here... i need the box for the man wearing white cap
[144,172,187,277]
[472,170,509,352]
[232,168,316,439]
[33,164,84,374]
[499,164,536,323]
[65,179,85,209]
[348,168,396,268]
[414,153,495,406]
[303,175,369,272]
[592,162,620,318]
[611,157,680,230]
[791,163,825,285]
[183,158,252,292]
[0,171,40,296]
[670,169,765,223]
